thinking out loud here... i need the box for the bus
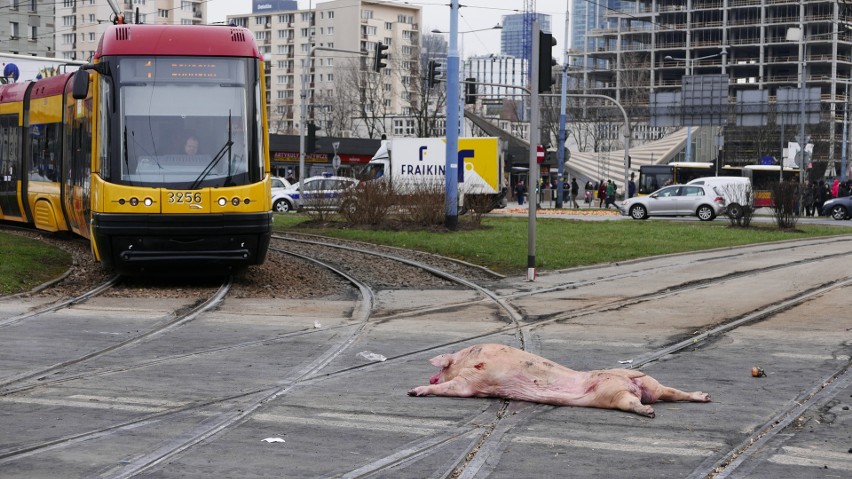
[742,165,800,207]
[637,162,716,195]
[0,23,272,274]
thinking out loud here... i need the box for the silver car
[619,184,726,221]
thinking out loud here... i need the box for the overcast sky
[206,0,571,58]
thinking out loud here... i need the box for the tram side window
[29,123,62,182]
[0,115,20,181]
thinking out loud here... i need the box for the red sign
[536,145,545,164]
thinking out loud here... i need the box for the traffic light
[538,31,557,93]
[306,122,318,154]
[373,42,389,72]
[464,77,476,104]
[427,60,442,87]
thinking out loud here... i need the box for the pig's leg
[408,377,475,398]
[612,390,655,418]
[635,375,711,403]
[659,387,711,403]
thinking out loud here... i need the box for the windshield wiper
[189,110,234,190]
[123,126,133,186]
[189,139,233,190]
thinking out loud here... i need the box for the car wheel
[629,204,648,220]
[830,205,847,221]
[697,205,715,221]
[727,203,743,219]
[273,198,292,213]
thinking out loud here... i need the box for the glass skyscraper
[500,13,551,58]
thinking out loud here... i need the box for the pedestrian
[562,178,570,203]
[802,181,815,217]
[597,180,607,208]
[606,179,617,209]
[628,172,637,198]
[570,177,580,208]
[831,178,840,198]
[584,180,594,206]
[515,181,527,206]
[839,180,850,198]
[816,180,829,215]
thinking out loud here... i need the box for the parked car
[271,175,358,213]
[686,176,752,218]
[821,195,852,220]
[619,184,727,221]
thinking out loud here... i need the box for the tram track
[0,277,232,392]
[1,234,850,477]
[0,235,526,477]
[327,273,852,479]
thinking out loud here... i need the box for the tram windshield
[112,56,259,188]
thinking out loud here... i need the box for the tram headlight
[218,197,227,207]
[231,197,240,206]
[143,197,153,207]
[129,197,139,207]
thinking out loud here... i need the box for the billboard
[253,0,297,14]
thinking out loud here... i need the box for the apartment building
[2,0,55,56]
[576,0,852,170]
[55,0,206,61]
[228,0,422,137]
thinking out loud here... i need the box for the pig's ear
[429,354,452,368]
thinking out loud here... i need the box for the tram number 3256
[168,192,203,205]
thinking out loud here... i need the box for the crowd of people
[801,178,852,216]
[513,174,637,209]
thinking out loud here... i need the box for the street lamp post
[665,48,727,163]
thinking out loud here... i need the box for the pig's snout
[429,371,442,384]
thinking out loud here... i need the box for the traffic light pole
[299,46,366,194]
[527,22,540,281]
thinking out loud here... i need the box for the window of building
[29,0,36,13]
[62,33,74,44]
[89,32,95,41]
[326,26,334,35]
[62,15,75,27]
[10,0,18,11]
[30,25,36,41]
[300,12,313,22]
[158,9,168,18]
[327,73,333,81]
[385,22,393,30]
[256,16,270,26]
[362,10,373,20]
[328,11,334,19]
[10,22,20,39]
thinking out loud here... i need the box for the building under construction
[573,0,852,178]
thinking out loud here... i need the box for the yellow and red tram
[0,24,272,274]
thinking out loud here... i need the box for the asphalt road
[0,235,850,478]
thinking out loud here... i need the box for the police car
[271,175,357,213]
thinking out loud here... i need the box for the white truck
[1,53,83,83]
[364,137,507,212]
